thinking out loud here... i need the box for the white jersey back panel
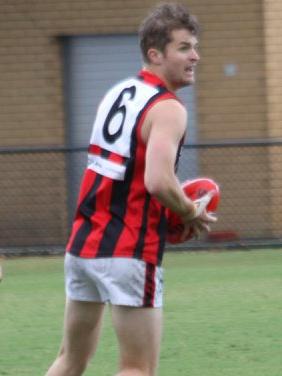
[88,78,159,180]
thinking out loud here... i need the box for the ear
[147,48,163,65]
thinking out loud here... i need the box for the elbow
[144,173,166,197]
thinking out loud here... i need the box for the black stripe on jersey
[143,263,156,307]
[69,174,103,256]
[175,137,184,172]
[95,178,132,257]
[100,148,110,159]
[156,207,167,265]
[133,192,151,260]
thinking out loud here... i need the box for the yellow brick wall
[188,0,272,238]
[1,0,271,146]
[0,0,281,245]
[192,0,267,140]
[263,0,282,139]
[263,0,282,237]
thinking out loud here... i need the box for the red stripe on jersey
[66,170,114,258]
[112,92,176,265]
[66,170,97,252]
[79,174,114,258]
[88,144,101,155]
[143,263,156,307]
[88,144,127,165]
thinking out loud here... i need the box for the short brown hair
[139,2,199,63]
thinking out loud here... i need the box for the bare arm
[142,99,217,241]
[142,99,196,220]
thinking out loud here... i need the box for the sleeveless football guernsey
[66,70,182,266]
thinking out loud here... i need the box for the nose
[190,48,200,62]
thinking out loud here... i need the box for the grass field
[0,249,282,376]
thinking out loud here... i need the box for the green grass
[0,249,282,375]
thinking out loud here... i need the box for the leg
[111,305,163,376]
[45,299,105,376]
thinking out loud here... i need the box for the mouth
[185,66,195,73]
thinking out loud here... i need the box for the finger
[187,221,200,237]
[190,220,211,239]
[200,211,217,223]
[194,191,214,217]
[200,222,211,233]
[193,227,200,239]
[179,224,193,242]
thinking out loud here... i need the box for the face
[159,29,200,91]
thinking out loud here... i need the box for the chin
[185,76,195,84]
[172,77,194,90]
[180,74,195,86]
[179,79,194,88]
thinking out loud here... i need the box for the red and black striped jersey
[66,70,183,266]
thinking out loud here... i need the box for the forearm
[146,173,196,220]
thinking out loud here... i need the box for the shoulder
[142,98,187,143]
[148,97,187,119]
[147,98,187,133]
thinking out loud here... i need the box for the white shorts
[64,253,163,308]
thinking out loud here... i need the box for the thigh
[60,298,105,362]
[65,253,104,302]
[111,305,163,374]
[107,259,164,308]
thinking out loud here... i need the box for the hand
[180,190,216,222]
[179,211,217,242]
[194,191,215,217]
[180,191,218,242]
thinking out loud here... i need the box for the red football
[166,178,220,244]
